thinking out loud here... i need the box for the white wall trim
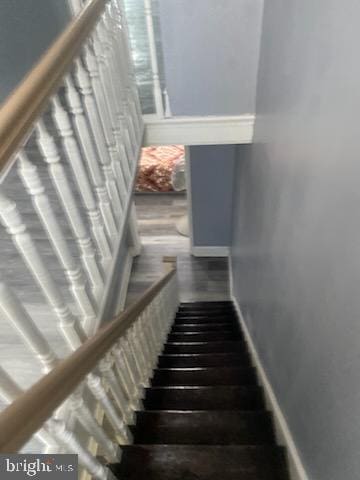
[184,146,195,250]
[191,246,229,257]
[143,114,255,146]
[229,258,309,480]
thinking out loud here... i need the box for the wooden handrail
[0,0,107,173]
[0,260,176,453]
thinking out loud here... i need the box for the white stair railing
[0,259,179,480]
[0,0,152,472]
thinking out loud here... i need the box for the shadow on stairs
[109,301,290,480]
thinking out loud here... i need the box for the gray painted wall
[0,0,70,103]
[189,145,235,247]
[231,1,360,479]
[158,0,263,116]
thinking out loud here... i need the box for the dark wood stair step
[144,385,264,410]
[151,366,258,386]
[179,303,234,311]
[176,310,235,317]
[168,332,239,342]
[180,301,233,307]
[171,323,238,332]
[174,316,237,324]
[131,410,275,445]
[110,445,289,480]
[163,341,245,354]
[158,352,250,368]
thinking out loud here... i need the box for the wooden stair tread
[110,445,289,480]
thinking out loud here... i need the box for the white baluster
[144,0,164,118]
[87,373,133,444]
[70,388,120,462]
[111,346,142,411]
[0,191,85,350]
[52,93,116,245]
[116,337,143,399]
[47,419,114,480]
[83,43,129,205]
[119,335,144,397]
[127,326,149,388]
[98,355,135,425]
[36,119,104,298]
[103,9,138,158]
[17,150,97,328]
[74,59,123,221]
[0,367,56,449]
[0,282,119,459]
[98,17,135,166]
[92,30,132,181]
[60,80,115,256]
[0,281,58,373]
[134,315,153,375]
[128,205,141,256]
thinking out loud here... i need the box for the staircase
[110,301,290,480]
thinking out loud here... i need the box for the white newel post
[17,150,98,328]
[144,0,164,118]
[36,119,104,299]
[0,191,86,350]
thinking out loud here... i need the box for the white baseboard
[143,114,254,146]
[191,246,229,257]
[231,294,309,480]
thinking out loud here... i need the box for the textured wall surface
[189,145,236,247]
[0,0,70,103]
[231,1,360,479]
[158,0,263,116]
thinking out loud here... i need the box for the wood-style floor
[126,193,230,305]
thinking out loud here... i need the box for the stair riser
[112,446,288,480]
[168,332,239,342]
[180,302,233,307]
[174,317,237,324]
[151,367,258,386]
[163,341,246,354]
[144,387,264,410]
[158,354,250,368]
[171,324,238,332]
[132,412,275,445]
[177,311,235,317]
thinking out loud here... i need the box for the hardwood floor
[126,193,230,305]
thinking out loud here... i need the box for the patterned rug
[136,145,185,192]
